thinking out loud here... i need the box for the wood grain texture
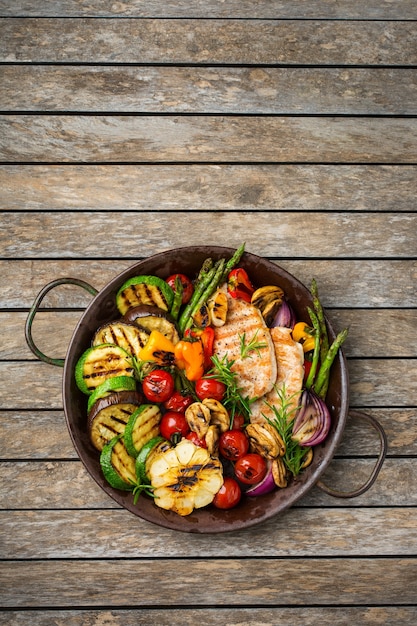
[2,0,416,19]
[2,115,417,163]
[2,407,414,459]
[1,260,415,308]
[1,557,417,607]
[2,66,417,114]
[1,19,416,65]
[0,359,414,408]
[1,164,416,212]
[0,459,414,510]
[3,212,416,258]
[1,508,416,559]
[5,309,417,359]
[1,607,417,626]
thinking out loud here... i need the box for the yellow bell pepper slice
[292,322,316,353]
[138,330,176,366]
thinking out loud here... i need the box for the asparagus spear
[305,306,321,390]
[314,327,349,398]
[310,278,329,363]
[220,242,245,283]
[181,258,226,334]
[178,262,218,334]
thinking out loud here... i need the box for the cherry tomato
[230,413,245,430]
[186,430,207,449]
[142,369,175,403]
[164,391,194,412]
[219,429,249,461]
[166,273,194,304]
[303,358,313,381]
[160,411,190,441]
[234,453,268,485]
[212,477,242,510]
[195,378,226,402]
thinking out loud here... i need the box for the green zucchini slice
[124,404,162,458]
[92,321,150,361]
[135,436,169,485]
[87,375,138,415]
[116,275,174,315]
[88,390,143,452]
[75,343,135,395]
[100,435,136,491]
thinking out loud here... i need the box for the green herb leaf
[239,330,268,360]
[206,353,253,425]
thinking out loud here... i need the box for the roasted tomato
[219,429,249,461]
[142,369,175,403]
[160,411,190,441]
[212,477,242,509]
[185,430,208,449]
[163,390,194,413]
[166,273,194,304]
[230,413,245,430]
[234,453,268,485]
[195,378,226,402]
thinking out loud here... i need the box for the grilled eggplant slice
[124,404,162,458]
[123,305,180,344]
[100,435,137,491]
[87,375,137,414]
[88,390,143,451]
[116,275,174,315]
[92,321,150,361]
[75,344,136,395]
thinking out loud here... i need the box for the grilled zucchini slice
[87,375,138,414]
[124,404,162,458]
[92,321,150,361]
[116,275,174,315]
[88,390,143,452]
[100,435,136,491]
[123,305,180,344]
[75,343,135,395]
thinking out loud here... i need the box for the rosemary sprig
[206,353,253,425]
[239,330,267,360]
[264,386,311,477]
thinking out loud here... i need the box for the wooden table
[1,2,416,624]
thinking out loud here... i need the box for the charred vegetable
[92,321,150,361]
[123,305,180,344]
[75,344,136,395]
[88,390,143,451]
[124,404,162,458]
[251,285,285,326]
[116,275,174,315]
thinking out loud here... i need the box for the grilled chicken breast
[250,326,304,423]
[213,290,277,400]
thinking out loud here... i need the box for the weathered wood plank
[1,508,416,559]
[1,557,417,607]
[1,607,417,626]
[1,164,415,212]
[2,1,416,19]
[2,66,416,115]
[1,260,415,309]
[2,19,416,65]
[2,407,414,459]
[2,116,417,163]
[3,309,416,360]
[1,359,414,408]
[1,459,414,509]
[2,212,416,258]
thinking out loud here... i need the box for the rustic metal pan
[26,246,387,533]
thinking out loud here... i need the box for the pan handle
[25,278,98,367]
[316,410,387,498]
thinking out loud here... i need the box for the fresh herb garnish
[239,330,267,359]
[206,353,253,425]
[264,386,311,477]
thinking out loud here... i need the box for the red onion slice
[292,389,331,446]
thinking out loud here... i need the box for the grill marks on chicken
[250,326,304,424]
[213,292,277,400]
